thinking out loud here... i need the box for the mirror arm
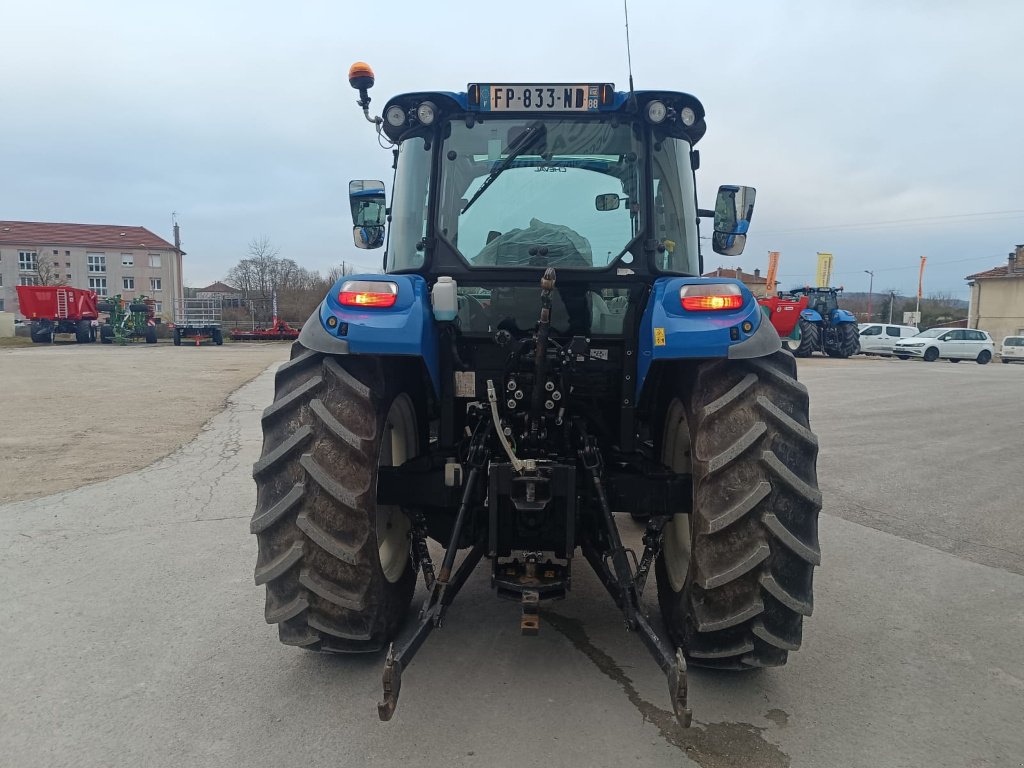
[697,208,715,218]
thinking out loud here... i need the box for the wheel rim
[783,338,801,352]
[661,398,692,593]
[376,394,416,583]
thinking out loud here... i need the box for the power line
[758,209,1024,236]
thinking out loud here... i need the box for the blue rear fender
[636,277,780,402]
[297,274,440,395]
[800,308,823,323]
[831,308,857,324]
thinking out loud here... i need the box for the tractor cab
[345,74,758,341]
[790,286,844,324]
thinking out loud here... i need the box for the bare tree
[224,238,385,325]
[33,249,66,286]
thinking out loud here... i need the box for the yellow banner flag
[815,252,833,288]
[918,256,927,299]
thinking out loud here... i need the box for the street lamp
[864,270,874,321]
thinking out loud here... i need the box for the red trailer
[757,293,809,340]
[15,285,99,344]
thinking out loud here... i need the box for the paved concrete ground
[1,356,1022,767]
[0,343,289,503]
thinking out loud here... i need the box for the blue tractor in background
[249,62,822,727]
[787,286,861,358]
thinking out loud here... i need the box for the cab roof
[379,87,707,144]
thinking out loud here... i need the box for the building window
[89,277,108,296]
[123,277,135,290]
[0,272,3,286]
[19,275,41,286]
[122,254,134,267]
[65,262,71,267]
[65,274,72,280]
[150,278,162,291]
[0,299,4,312]
[149,254,162,268]
[153,301,163,313]
[52,249,58,255]
[18,250,37,271]
[87,253,106,273]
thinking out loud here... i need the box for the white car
[1001,336,1024,363]
[893,328,995,364]
[858,323,919,355]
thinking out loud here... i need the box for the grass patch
[0,336,34,347]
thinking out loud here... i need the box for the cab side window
[861,325,882,336]
[885,326,901,336]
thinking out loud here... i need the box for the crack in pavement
[544,610,790,768]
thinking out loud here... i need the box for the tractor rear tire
[75,319,92,344]
[655,351,821,669]
[835,323,860,358]
[145,326,158,344]
[212,328,224,345]
[791,319,818,357]
[251,345,419,652]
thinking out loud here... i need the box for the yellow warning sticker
[654,327,666,346]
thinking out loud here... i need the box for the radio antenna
[623,0,635,97]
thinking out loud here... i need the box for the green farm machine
[98,295,158,345]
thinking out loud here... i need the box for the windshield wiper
[461,122,544,216]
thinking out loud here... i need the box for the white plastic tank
[431,276,458,322]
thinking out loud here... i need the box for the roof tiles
[0,221,175,250]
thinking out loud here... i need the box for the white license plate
[479,84,601,112]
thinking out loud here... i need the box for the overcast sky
[2,0,1022,296]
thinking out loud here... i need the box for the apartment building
[0,221,183,321]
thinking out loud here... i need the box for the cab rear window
[1004,337,1024,347]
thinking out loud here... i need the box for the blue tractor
[249,63,822,727]
[786,286,861,358]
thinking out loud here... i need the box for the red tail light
[680,284,744,311]
[682,294,744,311]
[339,280,398,308]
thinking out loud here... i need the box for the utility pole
[864,269,874,321]
[888,291,896,324]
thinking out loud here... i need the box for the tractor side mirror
[595,194,621,211]
[350,180,387,250]
[712,185,756,256]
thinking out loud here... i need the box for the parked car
[1000,336,1024,363]
[858,323,919,355]
[893,328,995,364]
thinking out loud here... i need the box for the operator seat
[477,218,594,335]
